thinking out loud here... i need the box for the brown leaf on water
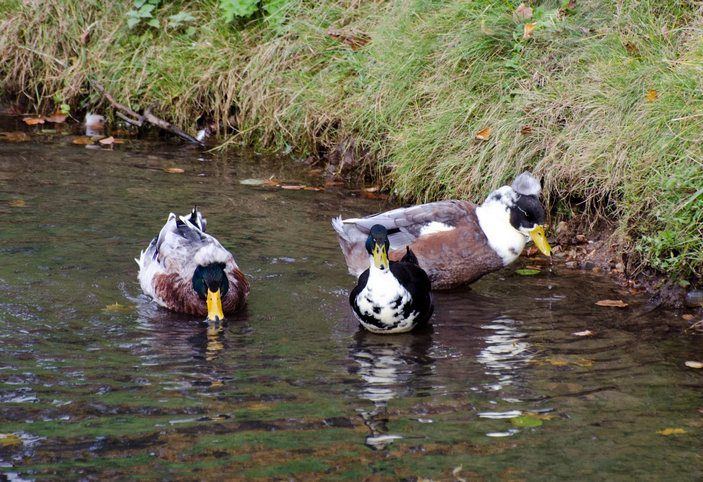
[71,136,94,145]
[0,132,31,142]
[0,434,22,447]
[657,428,686,436]
[475,127,492,140]
[164,167,185,174]
[523,23,536,39]
[8,199,26,208]
[361,190,389,200]
[303,186,324,191]
[645,89,658,102]
[280,185,306,190]
[520,125,532,135]
[23,117,45,125]
[685,361,703,369]
[682,314,694,321]
[44,112,67,123]
[595,299,628,308]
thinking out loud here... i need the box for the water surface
[0,122,701,480]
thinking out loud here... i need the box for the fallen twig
[91,81,204,147]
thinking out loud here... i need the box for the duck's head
[477,172,551,262]
[192,263,229,322]
[365,224,390,271]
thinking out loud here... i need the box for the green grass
[1,0,701,282]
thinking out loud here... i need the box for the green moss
[1,0,701,281]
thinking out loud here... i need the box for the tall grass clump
[0,0,701,282]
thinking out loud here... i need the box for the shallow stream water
[0,120,701,480]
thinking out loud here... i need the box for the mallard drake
[350,225,434,334]
[333,172,551,290]
[136,207,249,320]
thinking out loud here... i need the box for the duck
[349,225,434,334]
[136,207,249,321]
[333,172,551,290]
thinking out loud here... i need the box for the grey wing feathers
[342,200,469,249]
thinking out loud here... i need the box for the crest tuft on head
[511,171,541,196]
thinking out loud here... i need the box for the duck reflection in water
[345,288,537,450]
[348,327,434,450]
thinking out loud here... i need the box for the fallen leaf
[71,136,94,145]
[303,186,324,191]
[595,299,628,308]
[280,185,306,190]
[102,302,133,314]
[523,23,536,39]
[8,199,26,207]
[685,361,703,369]
[324,180,344,187]
[657,428,686,436]
[44,112,67,123]
[80,29,91,45]
[0,132,31,142]
[475,127,492,140]
[364,186,380,192]
[572,330,593,337]
[326,28,370,50]
[239,179,267,186]
[361,190,389,200]
[520,125,532,135]
[99,136,115,145]
[645,89,658,102]
[514,3,533,21]
[164,167,185,174]
[515,268,541,276]
[682,314,694,321]
[23,117,45,125]
[0,434,22,447]
[511,415,543,428]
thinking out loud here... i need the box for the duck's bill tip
[529,225,552,257]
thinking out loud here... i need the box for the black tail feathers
[400,246,419,265]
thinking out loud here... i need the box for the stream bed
[0,119,701,480]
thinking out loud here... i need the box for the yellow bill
[529,225,552,256]
[206,288,224,322]
[372,243,389,270]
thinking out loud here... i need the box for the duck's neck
[475,187,527,266]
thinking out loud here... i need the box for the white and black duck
[137,207,249,321]
[333,172,551,289]
[349,225,434,334]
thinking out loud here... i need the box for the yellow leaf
[475,127,492,140]
[71,136,94,145]
[685,361,703,369]
[0,434,22,447]
[523,23,536,39]
[657,428,686,436]
[595,299,628,308]
[8,199,26,207]
[164,167,185,174]
[102,302,133,314]
[645,89,658,102]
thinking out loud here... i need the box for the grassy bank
[1,0,702,285]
